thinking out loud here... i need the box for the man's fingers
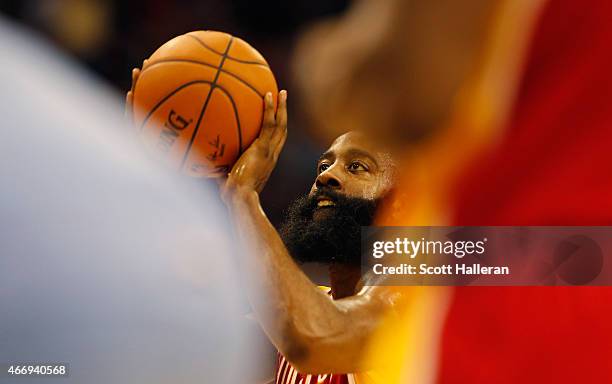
[260,92,276,140]
[272,119,288,162]
[276,90,287,128]
[131,68,141,93]
[126,64,146,124]
[124,91,133,122]
[271,90,288,154]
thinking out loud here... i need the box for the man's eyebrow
[318,151,334,163]
[318,148,380,167]
[344,148,379,167]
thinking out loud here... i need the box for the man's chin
[280,191,377,266]
[312,207,336,221]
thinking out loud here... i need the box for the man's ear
[374,186,409,226]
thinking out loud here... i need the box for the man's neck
[328,262,362,299]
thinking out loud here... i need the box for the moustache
[308,187,350,208]
[302,187,378,218]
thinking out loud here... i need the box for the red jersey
[275,353,355,384]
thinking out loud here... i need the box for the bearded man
[220,90,403,383]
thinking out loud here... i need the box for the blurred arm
[293,0,499,143]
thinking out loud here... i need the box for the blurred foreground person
[295,0,612,383]
[0,18,258,384]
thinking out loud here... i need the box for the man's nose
[315,167,342,190]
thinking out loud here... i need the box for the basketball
[131,31,278,177]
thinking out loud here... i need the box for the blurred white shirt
[0,18,254,384]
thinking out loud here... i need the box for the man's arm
[221,91,398,374]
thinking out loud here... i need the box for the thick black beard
[279,187,378,267]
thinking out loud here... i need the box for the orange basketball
[132,31,278,177]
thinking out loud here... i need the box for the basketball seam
[139,80,242,147]
[141,59,265,98]
[139,80,214,130]
[223,84,243,155]
[186,33,269,66]
[180,37,235,170]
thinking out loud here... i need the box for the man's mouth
[316,197,336,208]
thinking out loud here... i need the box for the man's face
[280,132,395,266]
[310,131,396,203]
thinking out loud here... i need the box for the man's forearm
[227,190,339,349]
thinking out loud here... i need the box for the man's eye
[318,163,330,173]
[348,162,366,172]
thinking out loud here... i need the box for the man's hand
[124,60,147,123]
[221,90,288,202]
